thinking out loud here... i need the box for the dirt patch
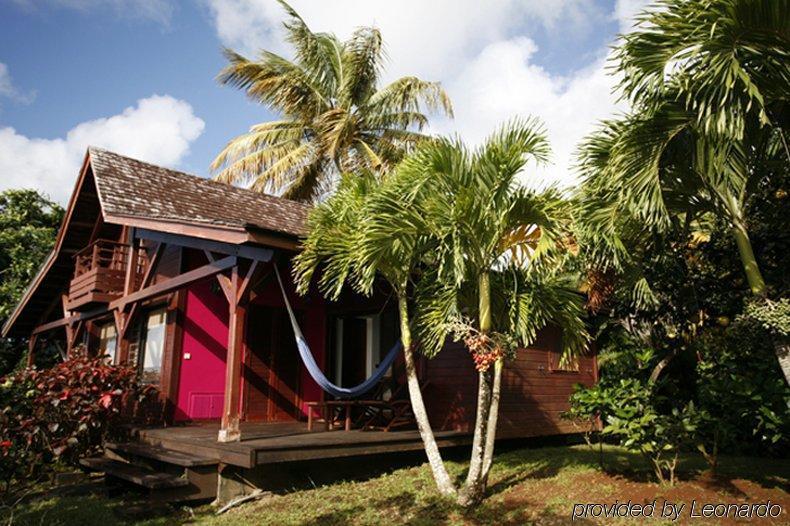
[499,469,789,525]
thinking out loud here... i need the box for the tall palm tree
[577,0,790,382]
[211,0,453,201]
[294,120,588,506]
[394,119,589,506]
[292,172,456,497]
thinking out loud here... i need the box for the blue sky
[0,0,646,203]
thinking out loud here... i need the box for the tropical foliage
[576,0,790,381]
[212,0,452,201]
[295,119,589,505]
[0,190,63,375]
[0,350,160,494]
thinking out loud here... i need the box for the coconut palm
[577,0,790,382]
[392,119,589,506]
[211,0,453,201]
[292,172,456,497]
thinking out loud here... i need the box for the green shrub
[693,319,789,468]
[0,353,160,493]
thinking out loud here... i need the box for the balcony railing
[66,240,147,311]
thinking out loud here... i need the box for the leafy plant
[0,351,160,494]
[693,319,789,470]
[0,189,63,374]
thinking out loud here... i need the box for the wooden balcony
[66,240,147,312]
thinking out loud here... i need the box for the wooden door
[244,306,301,421]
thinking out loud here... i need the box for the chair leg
[324,405,331,431]
[344,404,352,431]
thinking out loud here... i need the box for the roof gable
[89,147,309,238]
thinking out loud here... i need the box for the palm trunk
[731,223,790,384]
[732,222,766,296]
[398,295,456,497]
[458,271,494,507]
[481,357,503,481]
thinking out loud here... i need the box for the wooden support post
[26,334,38,368]
[219,264,246,443]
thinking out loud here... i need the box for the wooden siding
[424,326,596,438]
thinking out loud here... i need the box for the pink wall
[174,279,229,421]
[174,255,327,422]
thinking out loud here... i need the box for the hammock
[274,265,401,399]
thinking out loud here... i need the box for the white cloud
[435,38,626,189]
[0,63,35,105]
[205,0,605,81]
[0,95,205,203]
[11,0,174,25]
[204,0,626,190]
[613,0,652,33]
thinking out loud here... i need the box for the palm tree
[211,0,453,201]
[394,119,589,506]
[294,121,589,505]
[292,172,456,497]
[577,0,790,382]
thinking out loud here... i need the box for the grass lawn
[3,445,788,525]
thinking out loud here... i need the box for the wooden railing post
[91,243,99,272]
[26,334,38,368]
[117,232,139,365]
[219,264,245,443]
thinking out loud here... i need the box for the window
[98,322,117,364]
[139,308,167,383]
[546,328,580,373]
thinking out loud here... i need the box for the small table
[306,401,355,431]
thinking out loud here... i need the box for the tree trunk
[481,357,503,481]
[775,340,790,386]
[649,347,679,384]
[458,271,494,507]
[732,222,766,296]
[731,223,790,384]
[398,295,456,497]
[458,369,493,506]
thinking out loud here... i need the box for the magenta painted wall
[174,279,229,421]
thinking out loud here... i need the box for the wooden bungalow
[2,147,597,502]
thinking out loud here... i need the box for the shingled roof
[90,147,310,237]
[2,148,312,338]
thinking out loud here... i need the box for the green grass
[4,445,789,525]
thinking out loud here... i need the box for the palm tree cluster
[575,0,790,381]
[211,0,452,201]
[208,0,788,507]
[294,119,589,505]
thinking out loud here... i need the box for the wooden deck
[135,422,470,468]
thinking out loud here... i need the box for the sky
[0,0,648,204]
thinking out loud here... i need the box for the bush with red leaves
[0,351,160,490]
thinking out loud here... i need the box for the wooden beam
[219,265,244,443]
[110,255,237,311]
[204,250,234,304]
[123,234,140,296]
[32,306,110,335]
[119,243,165,340]
[135,228,273,263]
[237,260,259,303]
[26,334,38,368]
[33,256,235,338]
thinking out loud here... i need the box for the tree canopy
[211,0,453,202]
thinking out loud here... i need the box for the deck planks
[136,422,470,469]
